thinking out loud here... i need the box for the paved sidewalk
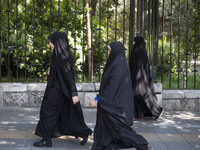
[0,107,200,150]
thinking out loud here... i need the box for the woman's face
[49,40,54,50]
[107,45,111,56]
[107,49,111,56]
[132,41,135,45]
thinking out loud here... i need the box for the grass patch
[158,73,200,89]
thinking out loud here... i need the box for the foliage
[157,0,200,88]
[158,73,200,89]
[0,0,131,82]
[0,0,130,82]
[0,0,199,90]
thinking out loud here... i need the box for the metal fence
[158,0,199,89]
[0,0,199,89]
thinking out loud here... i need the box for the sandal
[155,108,164,121]
[136,116,143,120]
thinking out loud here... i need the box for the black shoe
[80,135,88,145]
[33,139,52,147]
[155,108,164,121]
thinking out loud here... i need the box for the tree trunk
[85,0,93,82]
[91,0,98,12]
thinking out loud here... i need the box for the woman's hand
[90,98,96,107]
[72,96,79,105]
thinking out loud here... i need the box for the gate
[0,0,199,89]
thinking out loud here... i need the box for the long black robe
[92,41,148,150]
[129,36,163,118]
[35,32,92,140]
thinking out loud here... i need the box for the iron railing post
[129,0,135,57]
[151,0,159,82]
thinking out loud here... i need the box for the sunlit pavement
[0,107,200,150]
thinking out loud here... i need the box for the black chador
[34,32,92,147]
[129,36,164,120]
[92,41,150,150]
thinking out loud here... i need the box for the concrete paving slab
[138,133,160,142]
[163,141,196,150]
[190,142,200,150]
[153,126,178,134]
[0,139,27,148]
[148,141,168,150]
[0,130,28,139]
[4,124,36,131]
[157,133,185,142]
[180,134,200,142]
[175,127,200,134]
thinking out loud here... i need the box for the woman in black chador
[90,41,152,150]
[33,32,92,147]
[129,36,164,120]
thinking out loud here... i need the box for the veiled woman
[129,36,164,120]
[33,32,92,147]
[90,41,152,150]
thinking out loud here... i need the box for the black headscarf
[129,36,154,97]
[48,32,73,68]
[48,32,77,99]
[102,41,126,75]
[131,35,146,52]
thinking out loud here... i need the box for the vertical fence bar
[169,0,173,88]
[140,0,143,35]
[15,0,19,82]
[0,0,1,82]
[129,0,135,56]
[155,0,159,82]
[106,0,110,57]
[58,0,61,31]
[193,0,198,88]
[49,0,52,63]
[40,0,44,82]
[169,1,176,88]
[72,1,78,76]
[97,0,102,81]
[49,0,52,34]
[137,0,139,35]
[66,0,70,34]
[161,0,164,84]
[151,0,154,79]
[144,0,147,38]
[147,0,150,58]
[24,0,27,82]
[151,0,159,82]
[185,0,190,88]
[32,0,36,82]
[122,0,126,44]
[114,0,118,41]
[184,0,190,89]
[6,0,11,81]
[81,0,85,82]
[177,0,181,88]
